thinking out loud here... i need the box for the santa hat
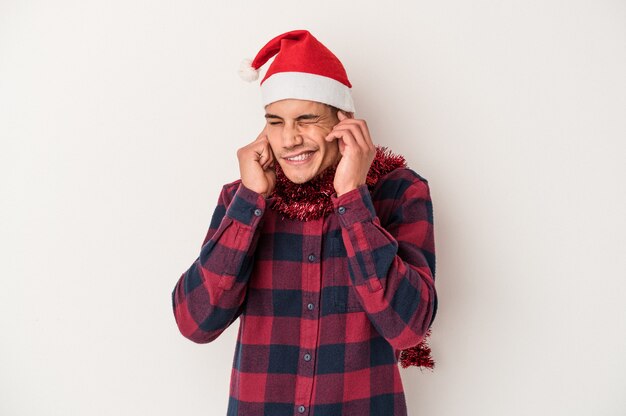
[239,30,355,112]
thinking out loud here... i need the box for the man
[172,30,437,416]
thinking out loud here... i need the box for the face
[264,99,341,184]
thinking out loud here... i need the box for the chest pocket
[330,237,363,312]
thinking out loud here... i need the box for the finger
[354,120,374,151]
[266,142,275,166]
[338,110,356,119]
[262,153,273,170]
[255,130,268,143]
[335,119,374,151]
[330,117,361,136]
[267,143,276,161]
[261,142,275,169]
[257,144,271,165]
[326,127,351,143]
[328,128,358,152]
[325,129,339,142]
[325,131,346,154]
[331,123,368,153]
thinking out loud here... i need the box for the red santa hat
[239,30,355,112]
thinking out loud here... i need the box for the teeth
[286,152,313,161]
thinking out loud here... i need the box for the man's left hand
[325,111,376,197]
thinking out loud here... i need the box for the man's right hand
[237,130,276,198]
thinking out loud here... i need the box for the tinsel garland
[269,145,435,370]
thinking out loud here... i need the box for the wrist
[335,188,355,198]
[335,182,364,198]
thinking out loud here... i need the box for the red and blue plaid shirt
[172,167,437,416]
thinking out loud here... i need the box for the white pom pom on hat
[238,29,355,112]
[238,58,259,82]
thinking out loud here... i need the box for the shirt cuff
[225,183,267,227]
[331,184,377,227]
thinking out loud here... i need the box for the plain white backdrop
[1,1,625,415]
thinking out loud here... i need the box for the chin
[284,172,313,184]
[279,162,321,184]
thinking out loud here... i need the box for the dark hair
[324,104,341,117]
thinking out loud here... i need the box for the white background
[1,1,625,415]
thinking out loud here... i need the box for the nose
[282,123,304,148]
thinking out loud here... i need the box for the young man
[172,30,437,416]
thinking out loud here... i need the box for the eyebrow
[264,113,321,121]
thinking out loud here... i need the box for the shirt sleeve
[330,170,437,351]
[171,181,266,343]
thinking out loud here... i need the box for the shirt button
[303,353,311,362]
[253,208,262,216]
[338,206,346,214]
[307,254,315,262]
[307,303,314,310]
[298,405,306,413]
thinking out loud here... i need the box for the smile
[284,151,315,163]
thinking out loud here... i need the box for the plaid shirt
[172,167,437,416]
